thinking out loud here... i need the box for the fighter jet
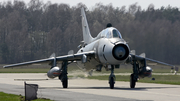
[4,8,175,89]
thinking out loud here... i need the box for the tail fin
[81,8,93,44]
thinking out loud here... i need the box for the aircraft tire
[109,77,114,89]
[62,79,68,88]
[130,74,136,88]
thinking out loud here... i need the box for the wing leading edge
[3,51,95,68]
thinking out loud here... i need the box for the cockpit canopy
[100,27,122,39]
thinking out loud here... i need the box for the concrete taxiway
[0,73,180,101]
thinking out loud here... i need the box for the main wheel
[62,79,68,88]
[109,77,114,89]
[130,74,136,88]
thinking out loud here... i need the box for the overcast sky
[0,0,180,10]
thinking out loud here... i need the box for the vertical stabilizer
[81,8,94,44]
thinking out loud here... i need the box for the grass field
[0,92,52,101]
[0,68,50,73]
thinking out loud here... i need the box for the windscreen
[112,29,122,38]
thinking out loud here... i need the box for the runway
[0,73,180,101]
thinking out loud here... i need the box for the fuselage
[77,27,130,71]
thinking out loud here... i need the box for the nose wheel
[109,65,115,89]
[109,76,115,89]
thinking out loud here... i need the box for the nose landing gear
[109,65,116,89]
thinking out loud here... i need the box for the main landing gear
[109,65,116,89]
[59,61,68,88]
[130,61,139,88]
[130,74,136,88]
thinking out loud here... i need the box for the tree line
[0,0,179,64]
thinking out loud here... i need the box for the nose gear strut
[109,65,116,89]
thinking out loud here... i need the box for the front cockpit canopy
[100,28,122,39]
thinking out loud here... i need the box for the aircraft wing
[3,51,95,68]
[131,54,175,67]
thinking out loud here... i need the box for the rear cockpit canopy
[100,27,122,39]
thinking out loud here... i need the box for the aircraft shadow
[39,86,178,91]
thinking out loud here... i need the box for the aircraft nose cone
[112,44,129,60]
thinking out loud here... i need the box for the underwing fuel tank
[47,66,62,78]
[138,66,152,78]
[97,38,130,65]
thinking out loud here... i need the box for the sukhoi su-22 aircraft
[4,8,175,89]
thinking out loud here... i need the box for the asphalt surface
[0,73,180,101]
